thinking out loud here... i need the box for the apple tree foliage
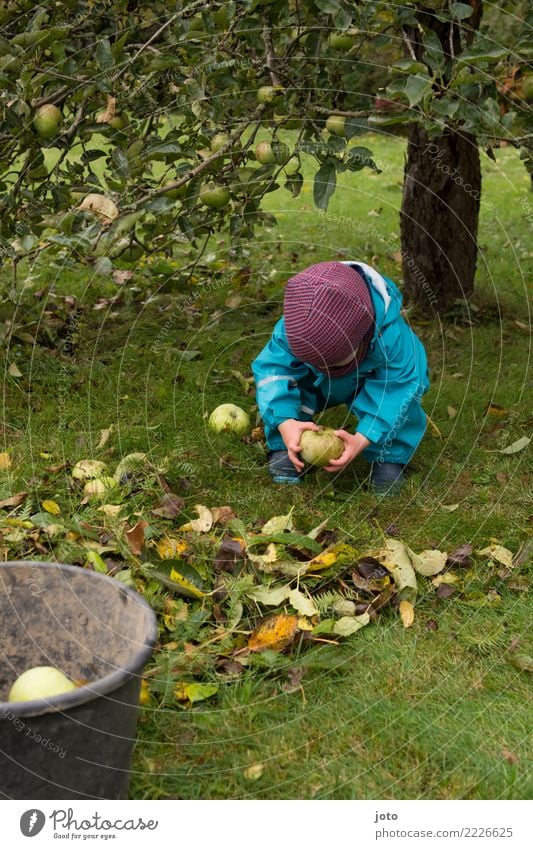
[0,0,530,312]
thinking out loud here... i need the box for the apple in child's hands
[277,419,319,471]
[8,666,77,702]
[322,430,371,472]
[300,427,344,467]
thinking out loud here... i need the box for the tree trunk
[400,125,481,313]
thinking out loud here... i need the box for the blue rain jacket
[252,261,430,464]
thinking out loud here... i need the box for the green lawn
[1,134,531,799]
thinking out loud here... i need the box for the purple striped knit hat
[284,261,375,376]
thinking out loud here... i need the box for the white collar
[340,260,392,312]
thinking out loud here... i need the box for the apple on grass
[8,666,77,702]
[300,427,344,467]
[209,404,250,434]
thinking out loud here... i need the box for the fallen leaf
[375,538,418,600]
[447,405,457,419]
[45,461,69,474]
[85,550,108,573]
[243,763,264,781]
[175,682,219,704]
[499,436,530,455]
[8,362,22,378]
[41,499,61,516]
[509,653,533,673]
[332,613,370,636]
[98,504,122,518]
[477,544,513,568]
[441,503,460,512]
[486,403,510,417]
[248,614,299,652]
[213,538,245,572]
[211,505,236,525]
[436,583,456,599]
[248,542,279,570]
[289,588,318,617]
[125,519,147,556]
[432,572,459,587]
[501,747,519,765]
[399,599,415,628]
[513,320,529,332]
[496,471,508,485]
[0,453,11,470]
[179,504,213,533]
[156,536,187,559]
[0,491,27,509]
[96,425,114,449]
[151,493,185,519]
[446,543,473,567]
[413,549,448,576]
[261,508,294,535]
[426,414,442,439]
[247,584,291,606]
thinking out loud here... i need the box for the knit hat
[284,261,375,376]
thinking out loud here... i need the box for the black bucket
[0,561,158,800]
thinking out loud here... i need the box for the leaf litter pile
[0,451,530,707]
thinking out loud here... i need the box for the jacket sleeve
[352,320,429,445]
[252,318,312,431]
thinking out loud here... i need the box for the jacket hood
[340,261,403,336]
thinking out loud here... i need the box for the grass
[0,133,531,800]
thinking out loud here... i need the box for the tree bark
[400,124,481,313]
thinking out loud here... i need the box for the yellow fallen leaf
[447,405,457,419]
[243,763,264,781]
[432,572,459,587]
[156,536,188,559]
[0,452,11,470]
[42,499,61,516]
[413,549,448,576]
[248,614,299,652]
[8,362,22,378]
[179,504,213,533]
[169,567,205,599]
[399,599,415,628]
[98,504,122,518]
[139,679,151,706]
[426,413,442,439]
[477,544,513,568]
[309,549,337,569]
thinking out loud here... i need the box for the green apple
[257,85,284,105]
[162,179,187,199]
[72,459,108,480]
[199,183,230,209]
[300,427,344,467]
[84,476,118,500]
[328,30,358,50]
[9,666,77,703]
[210,132,230,152]
[33,104,62,140]
[118,242,144,263]
[255,140,277,165]
[209,403,250,434]
[325,114,347,137]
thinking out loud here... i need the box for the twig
[262,23,282,87]
[111,13,180,84]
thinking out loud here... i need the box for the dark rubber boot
[370,462,405,496]
[268,450,303,484]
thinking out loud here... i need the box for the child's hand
[323,430,371,473]
[278,419,319,471]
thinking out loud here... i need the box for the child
[252,260,430,493]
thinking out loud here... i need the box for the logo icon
[20,810,46,837]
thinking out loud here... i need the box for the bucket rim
[0,560,158,718]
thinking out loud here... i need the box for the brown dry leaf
[213,538,245,572]
[78,193,119,222]
[435,583,456,599]
[95,94,116,123]
[501,747,519,765]
[179,504,213,533]
[0,452,12,470]
[211,505,236,525]
[486,403,510,417]
[45,461,69,474]
[399,599,415,628]
[446,543,473,567]
[248,614,299,652]
[512,320,529,332]
[496,471,508,485]
[0,491,27,509]
[125,519,147,556]
[151,493,185,519]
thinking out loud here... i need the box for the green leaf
[404,73,432,107]
[314,0,340,13]
[284,172,304,198]
[313,162,336,211]
[95,38,114,73]
[451,2,474,20]
[333,613,370,636]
